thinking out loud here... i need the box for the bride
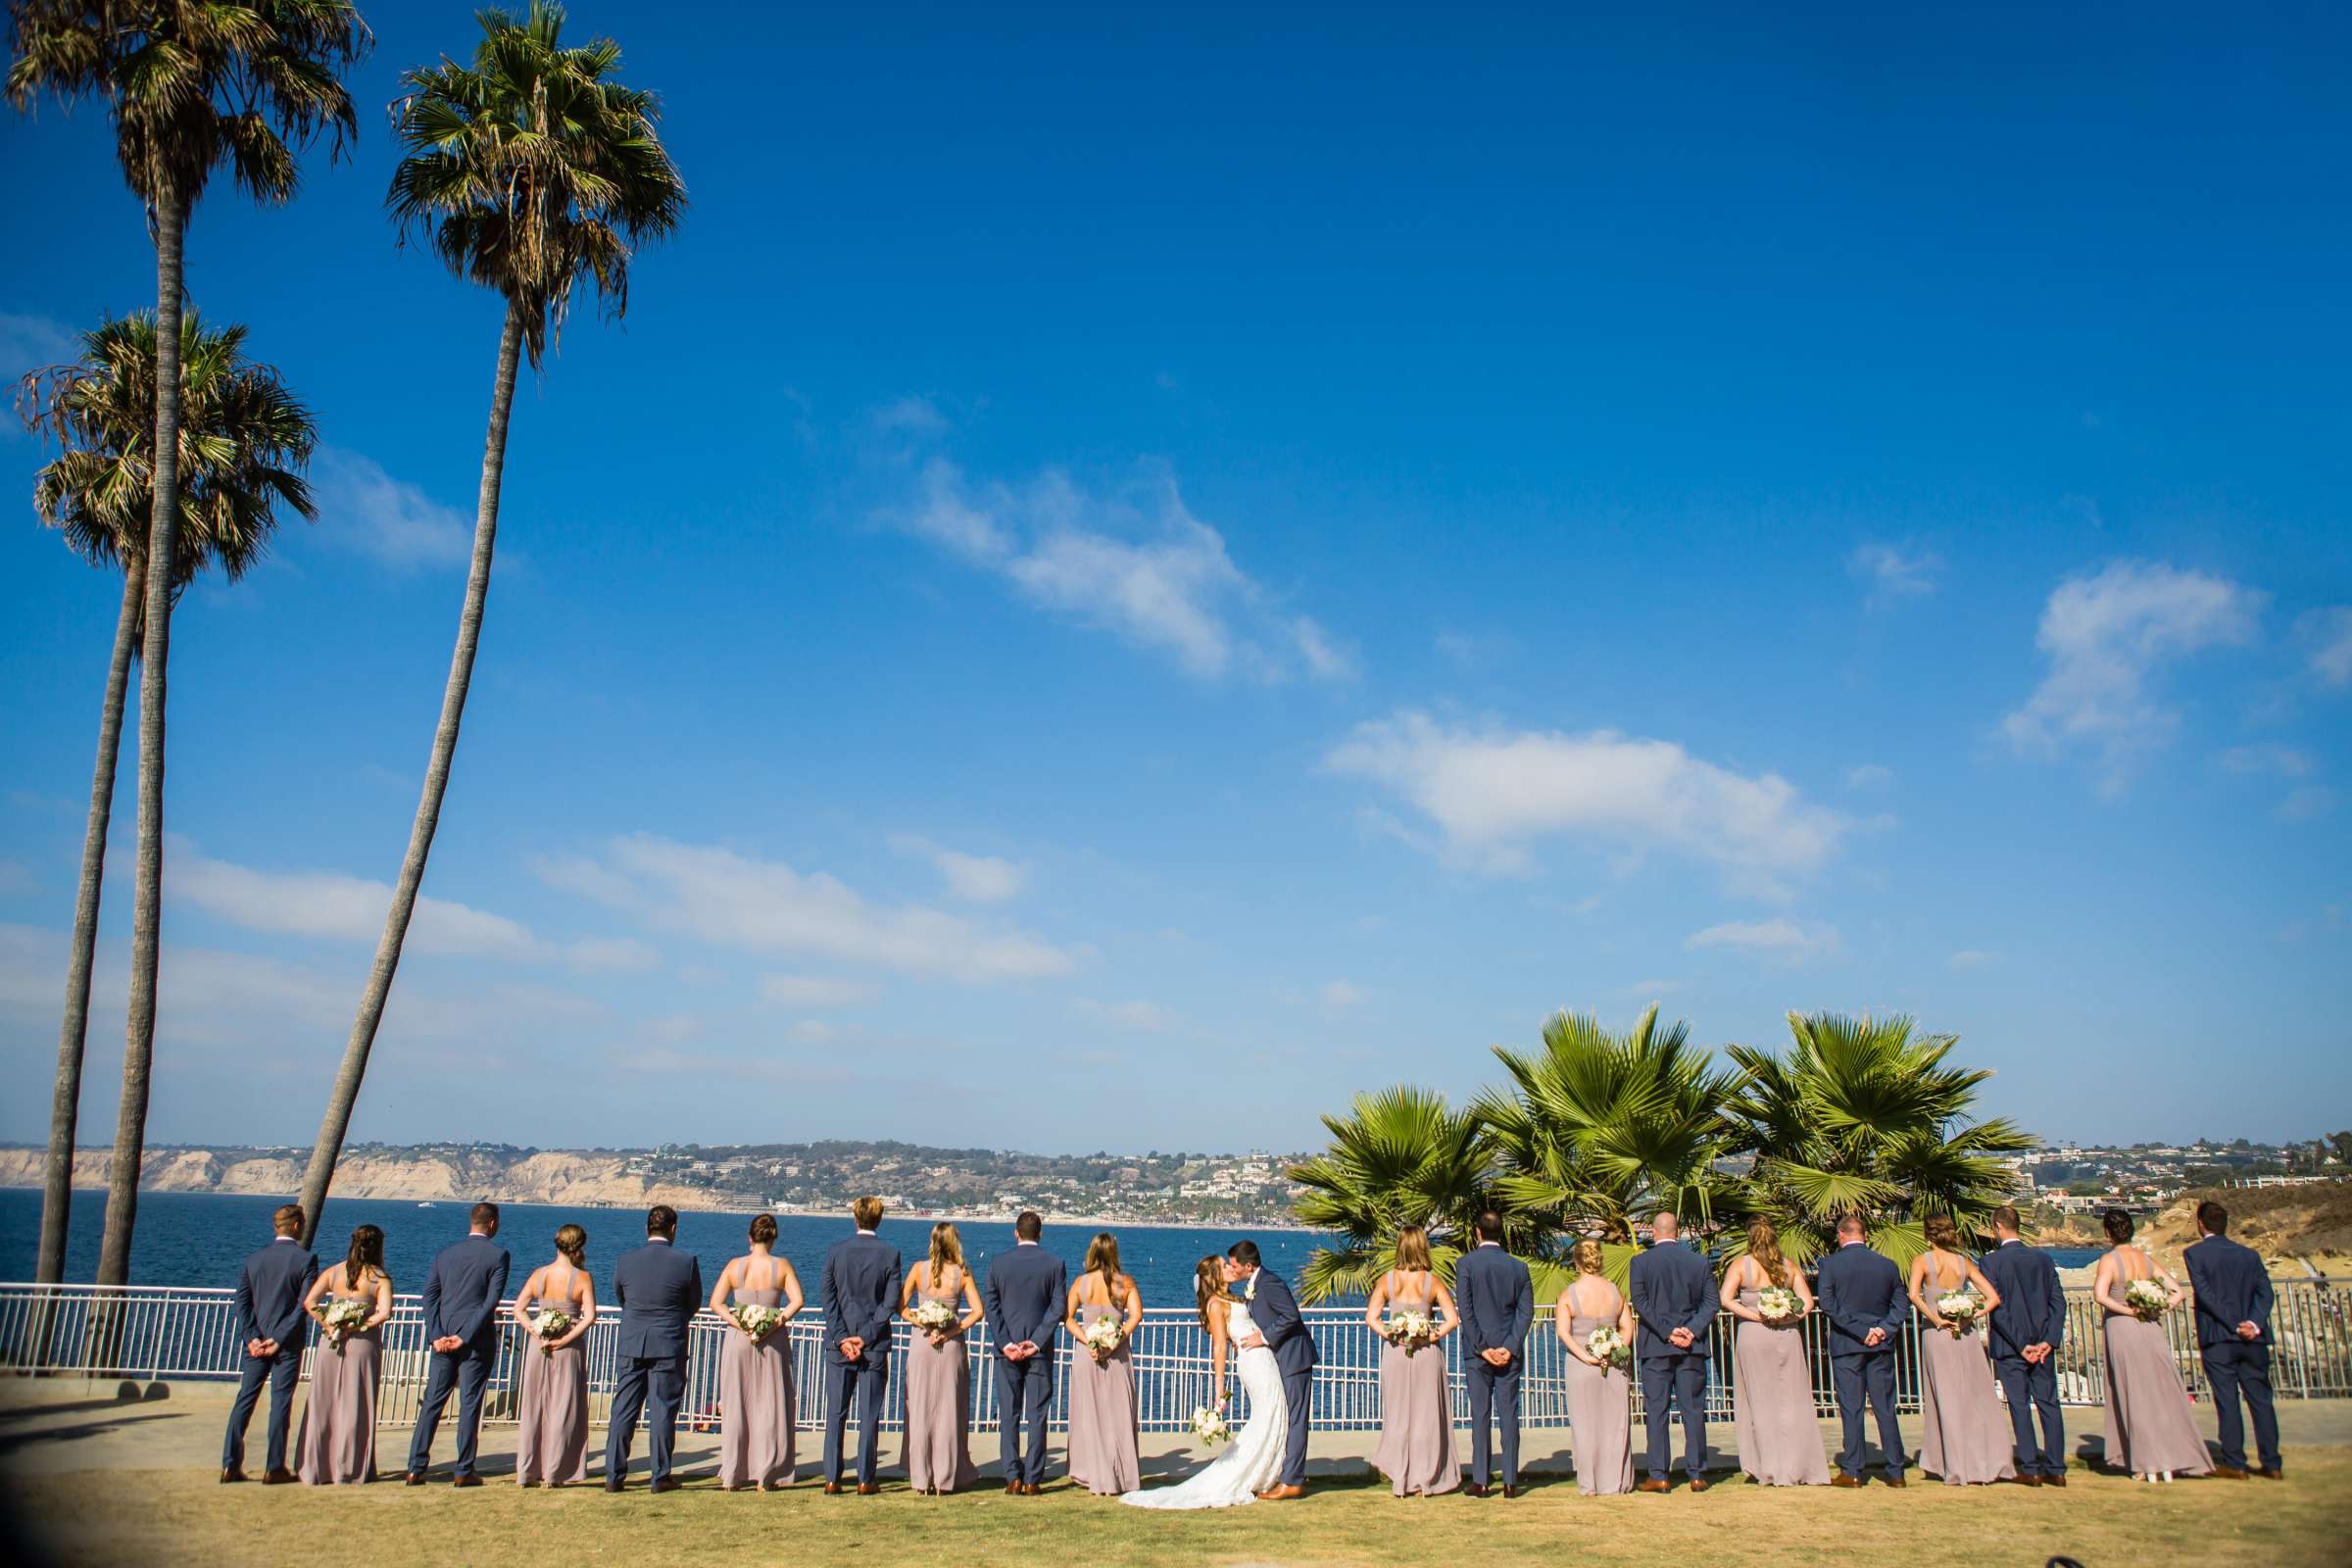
[1120,1254,1287,1509]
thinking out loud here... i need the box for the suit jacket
[982,1242,1067,1352]
[1815,1240,1907,1355]
[2185,1234,2275,1351]
[1628,1239,1718,1360]
[1453,1243,1535,1358]
[1241,1266,1318,1375]
[421,1233,511,1349]
[1979,1238,2067,1360]
[612,1239,704,1360]
[820,1232,904,1367]
[233,1237,318,1349]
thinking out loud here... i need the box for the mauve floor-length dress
[1915,1269,2017,1486]
[295,1281,380,1486]
[903,1266,982,1493]
[1371,1274,1458,1496]
[717,1270,797,1489]
[1067,1300,1142,1495]
[1563,1285,1635,1496]
[514,1272,589,1486]
[2101,1306,2213,1476]
[1733,1287,1832,1486]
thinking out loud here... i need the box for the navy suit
[1627,1238,1717,1482]
[605,1237,703,1485]
[2185,1233,2280,1473]
[820,1231,904,1486]
[1980,1238,2067,1479]
[405,1231,511,1478]
[1241,1266,1318,1487]
[220,1236,318,1473]
[1815,1240,1908,1479]
[982,1241,1067,1485]
[1453,1243,1534,1488]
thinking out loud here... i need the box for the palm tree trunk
[29,561,143,1364]
[298,304,525,1248]
[93,194,187,1359]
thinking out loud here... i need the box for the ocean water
[0,1189,1328,1306]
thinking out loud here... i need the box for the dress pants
[1465,1354,1523,1487]
[1831,1348,1904,1479]
[605,1352,687,1484]
[1279,1361,1313,1488]
[220,1346,301,1472]
[406,1340,492,1477]
[824,1355,890,1486]
[995,1352,1054,1485]
[2202,1340,2281,1473]
[1992,1351,2065,1478]
[1638,1353,1707,1481]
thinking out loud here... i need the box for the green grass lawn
[10,1455,2350,1568]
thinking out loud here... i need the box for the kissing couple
[1122,1240,1319,1509]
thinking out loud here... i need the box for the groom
[1226,1240,1316,1499]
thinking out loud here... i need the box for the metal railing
[3,1279,2344,1430]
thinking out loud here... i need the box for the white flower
[908,1300,959,1335]
[1082,1314,1125,1355]
[1190,1404,1233,1446]
[1756,1287,1800,1324]
[729,1302,786,1339]
[529,1308,573,1355]
[318,1298,369,1347]
[1936,1288,1984,1333]
[1585,1325,1632,1368]
[2124,1279,2169,1321]
[1387,1309,1438,1355]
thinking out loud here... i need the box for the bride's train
[1118,1299,1288,1509]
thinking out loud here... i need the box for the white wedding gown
[1120,1299,1288,1509]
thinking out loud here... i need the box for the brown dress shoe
[858,1483,880,1495]
[1023,1481,1042,1495]
[1884,1476,1907,1488]
[406,1472,428,1487]
[2041,1472,2067,1488]
[1831,1473,1861,1489]
[1461,1482,1488,1497]
[651,1476,682,1494]
[1005,1480,1023,1494]
[2012,1473,2042,1487]
[1636,1477,1671,1494]
[262,1468,295,1486]
[1687,1477,1710,1493]
[2257,1466,2284,1480]
[452,1474,482,1488]
[1500,1484,1520,1498]
[823,1481,843,1494]
[2210,1465,2248,1480]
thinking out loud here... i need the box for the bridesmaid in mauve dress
[1906,1214,2016,1485]
[1365,1225,1460,1496]
[710,1214,805,1491]
[509,1223,596,1487]
[901,1222,986,1494]
[1554,1239,1636,1495]
[1721,1220,1831,1486]
[2091,1208,2213,1482]
[294,1224,392,1485]
[1064,1232,1144,1496]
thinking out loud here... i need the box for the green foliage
[1287,1086,1506,1302]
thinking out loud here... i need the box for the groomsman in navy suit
[1628,1209,1718,1492]
[405,1201,510,1486]
[982,1210,1067,1494]
[1453,1210,1534,1497]
[820,1196,904,1494]
[1227,1238,1317,1499]
[1817,1212,1909,1487]
[1980,1204,2068,1485]
[220,1203,317,1484]
[606,1203,704,1492]
[2185,1200,2283,1480]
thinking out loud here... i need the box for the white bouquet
[1936,1289,1984,1336]
[1386,1308,1438,1355]
[1082,1313,1125,1358]
[1756,1286,1800,1326]
[907,1299,959,1337]
[318,1298,369,1348]
[529,1308,573,1355]
[1190,1403,1233,1446]
[729,1302,786,1340]
[2125,1279,2170,1322]
[1586,1324,1632,1369]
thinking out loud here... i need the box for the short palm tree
[298,1,683,1243]
[1722,1010,2034,1271]
[1475,1003,1742,1287]
[17,313,317,1307]
[7,0,366,1292]
[1288,1085,1512,1301]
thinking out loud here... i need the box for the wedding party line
[9,1192,2327,1506]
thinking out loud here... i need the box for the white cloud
[1072,997,1175,1033]
[1685,918,1842,965]
[1,310,79,390]
[1947,950,1997,969]
[1845,763,1895,789]
[2277,786,2336,823]
[564,936,661,974]
[1320,979,1368,1007]
[2298,606,2352,688]
[786,1019,837,1046]
[555,834,1077,985]
[169,845,544,959]
[760,974,882,1007]
[2218,744,2316,778]
[1326,710,1849,890]
[887,455,1347,683]
[311,446,471,569]
[891,834,1026,904]
[1849,542,1942,607]
[870,396,949,437]
[2000,561,2265,794]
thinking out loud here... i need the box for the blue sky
[1,1,2346,1155]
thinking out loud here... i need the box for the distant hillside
[2034,1181,2352,1274]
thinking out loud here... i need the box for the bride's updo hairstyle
[1394,1225,1433,1273]
[749,1213,778,1247]
[1192,1255,1230,1332]
[555,1224,587,1267]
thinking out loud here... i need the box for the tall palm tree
[1721,1010,2034,1272]
[7,0,366,1293]
[297,2,682,1244]
[17,313,316,1333]
[1288,1085,1511,1302]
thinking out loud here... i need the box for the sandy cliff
[0,1148,760,1213]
